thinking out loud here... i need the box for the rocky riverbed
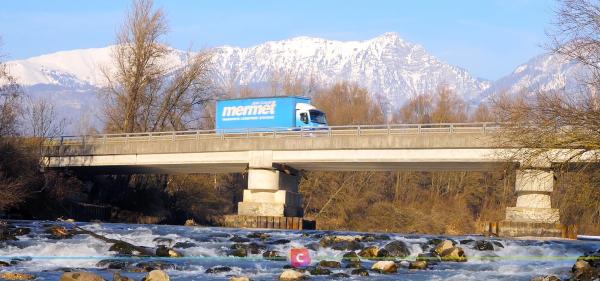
[0,220,598,280]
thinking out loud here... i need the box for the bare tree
[313,81,384,125]
[494,0,600,165]
[23,97,67,155]
[102,0,214,133]
[549,0,600,91]
[0,39,21,138]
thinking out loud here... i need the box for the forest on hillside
[0,0,598,235]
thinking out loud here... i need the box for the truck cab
[295,102,327,128]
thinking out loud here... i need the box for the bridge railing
[45,122,500,148]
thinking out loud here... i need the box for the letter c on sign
[296,253,305,263]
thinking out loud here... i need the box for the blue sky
[0,0,556,80]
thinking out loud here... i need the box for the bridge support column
[237,151,303,217]
[499,169,562,237]
[505,169,559,223]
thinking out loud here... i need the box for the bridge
[42,123,571,236]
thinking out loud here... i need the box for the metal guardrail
[45,123,500,147]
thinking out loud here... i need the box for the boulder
[440,246,468,262]
[45,226,74,239]
[330,273,350,278]
[0,272,36,280]
[109,241,138,256]
[0,227,16,241]
[96,259,134,270]
[571,259,599,281]
[351,268,369,276]
[384,240,410,257]
[342,252,360,262]
[319,235,359,247]
[9,228,31,237]
[492,241,504,248]
[359,234,391,242]
[229,277,251,281]
[345,260,362,268]
[60,272,105,281]
[279,269,307,281]
[309,266,331,275]
[263,251,286,261]
[113,272,135,281]
[318,260,341,268]
[134,261,177,271]
[227,243,263,257]
[269,239,291,245]
[183,219,198,226]
[371,261,397,274]
[474,240,494,251]
[409,260,428,270]
[172,242,196,249]
[143,270,170,281]
[0,260,10,267]
[205,266,232,274]
[229,236,251,243]
[433,240,454,256]
[358,246,380,258]
[247,232,270,239]
[416,253,441,264]
[155,245,183,257]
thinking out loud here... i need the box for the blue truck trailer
[215,96,327,131]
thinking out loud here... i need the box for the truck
[215,96,328,132]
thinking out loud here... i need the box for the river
[0,220,598,280]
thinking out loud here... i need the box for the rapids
[0,220,598,280]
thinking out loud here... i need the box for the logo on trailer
[222,101,276,116]
[221,101,277,121]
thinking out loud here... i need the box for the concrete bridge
[42,123,572,236]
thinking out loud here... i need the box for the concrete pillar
[237,151,303,217]
[505,169,559,223]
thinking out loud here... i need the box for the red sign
[290,248,311,267]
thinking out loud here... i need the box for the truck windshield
[309,110,327,124]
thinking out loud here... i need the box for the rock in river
[279,269,307,281]
[371,261,398,273]
[474,240,495,251]
[384,240,410,257]
[318,260,341,268]
[0,272,36,280]
[143,270,170,281]
[155,245,183,257]
[113,272,135,281]
[205,266,232,274]
[60,272,105,281]
[409,260,428,270]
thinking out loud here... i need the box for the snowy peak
[485,52,589,96]
[210,32,490,105]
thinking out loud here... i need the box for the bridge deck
[43,123,515,174]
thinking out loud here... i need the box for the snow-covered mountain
[483,52,590,98]
[3,32,591,133]
[5,33,489,126]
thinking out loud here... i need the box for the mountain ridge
[2,32,586,132]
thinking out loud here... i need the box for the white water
[0,221,597,281]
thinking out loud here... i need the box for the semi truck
[215,96,328,132]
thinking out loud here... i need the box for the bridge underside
[44,149,511,174]
[57,162,509,174]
